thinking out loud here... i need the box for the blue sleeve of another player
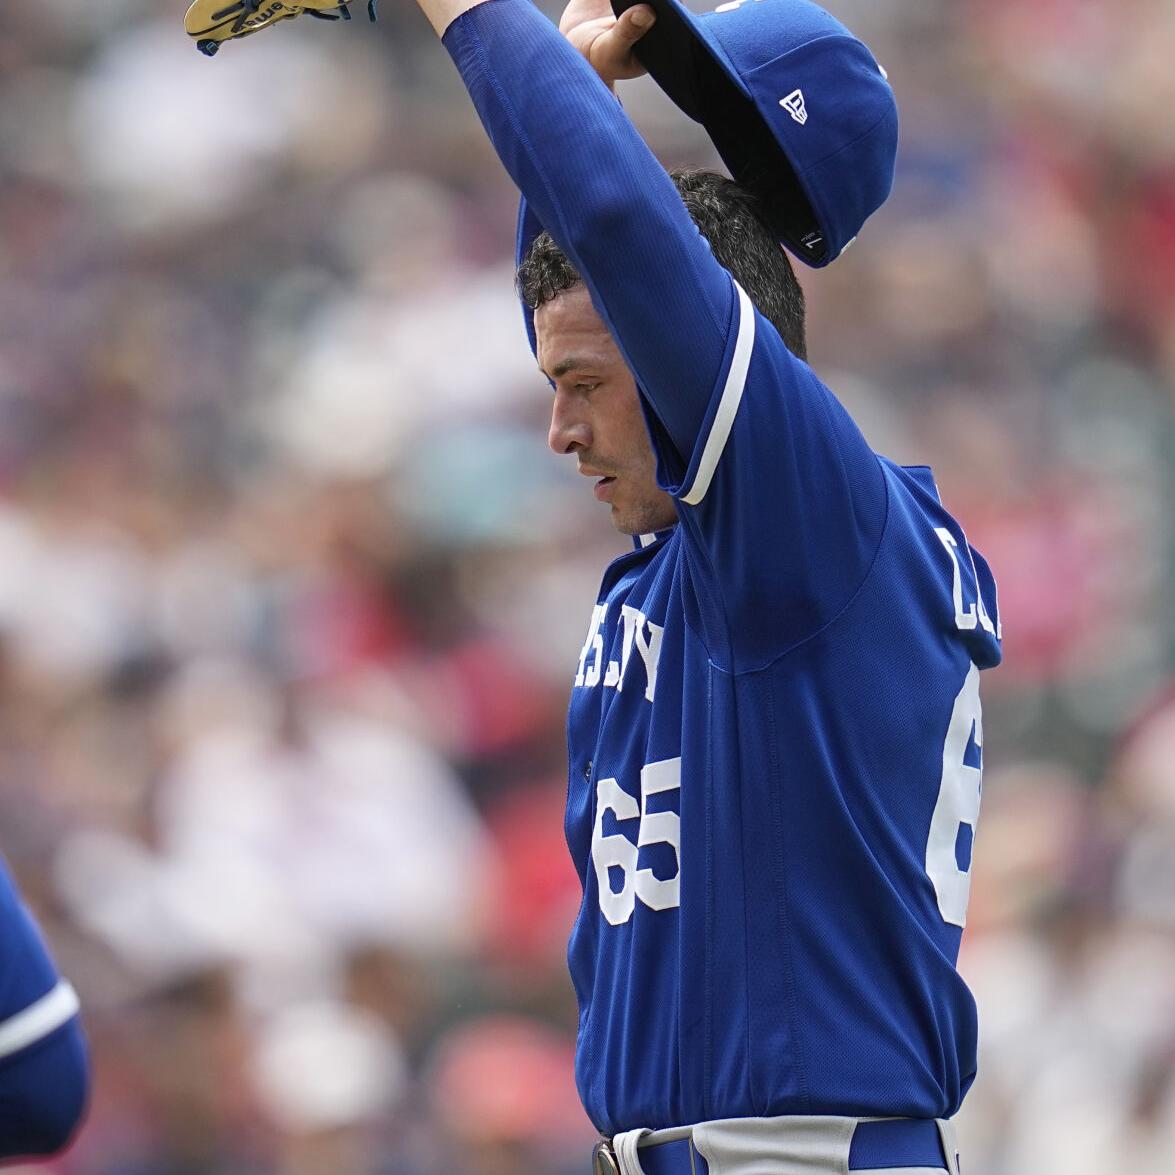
[0,1022,89,1158]
[0,860,89,1157]
[445,0,886,662]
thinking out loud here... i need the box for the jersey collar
[631,525,676,551]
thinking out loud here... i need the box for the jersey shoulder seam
[703,449,893,677]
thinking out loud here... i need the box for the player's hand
[559,0,656,90]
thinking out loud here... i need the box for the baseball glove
[184,0,378,56]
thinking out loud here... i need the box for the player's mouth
[593,477,616,501]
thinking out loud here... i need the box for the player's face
[537,286,677,536]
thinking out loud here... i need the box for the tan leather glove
[184,0,377,56]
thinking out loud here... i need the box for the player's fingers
[611,4,656,46]
[585,5,654,81]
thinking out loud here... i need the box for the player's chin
[607,501,640,536]
[610,505,657,537]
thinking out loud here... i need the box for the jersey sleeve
[443,0,735,448]
[445,0,886,663]
[644,291,887,664]
[0,858,88,1156]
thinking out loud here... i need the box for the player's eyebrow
[541,356,597,380]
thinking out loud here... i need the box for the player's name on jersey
[935,527,999,637]
[572,527,993,704]
[576,603,663,701]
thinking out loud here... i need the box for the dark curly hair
[516,169,807,362]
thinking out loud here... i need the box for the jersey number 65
[590,662,984,930]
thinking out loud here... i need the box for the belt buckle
[592,1139,621,1175]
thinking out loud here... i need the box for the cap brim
[614,0,749,119]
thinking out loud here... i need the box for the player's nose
[548,392,591,455]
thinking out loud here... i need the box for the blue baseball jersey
[444,0,1001,1137]
[0,855,88,1156]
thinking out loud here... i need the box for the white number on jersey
[590,667,983,930]
[591,758,682,926]
[926,663,983,927]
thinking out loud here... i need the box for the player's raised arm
[414,0,481,35]
[415,0,739,450]
[419,0,653,87]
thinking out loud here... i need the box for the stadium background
[1,0,1173,1171]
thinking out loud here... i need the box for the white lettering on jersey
[626,605,664,702]
[579,603,664,702]
[576,603,607,688]
[935,527,996,635]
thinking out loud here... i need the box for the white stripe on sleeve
[680,282,756,506]
[0,980,80,1060]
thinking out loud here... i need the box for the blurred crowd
[0,0,1172,1172]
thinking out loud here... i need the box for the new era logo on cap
[780,88,807,125]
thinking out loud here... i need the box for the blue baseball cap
[611,0,898,266]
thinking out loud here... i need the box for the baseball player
[413,0,1001,1171]
[0,856,88,1157]
[184,1,1000,1171]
